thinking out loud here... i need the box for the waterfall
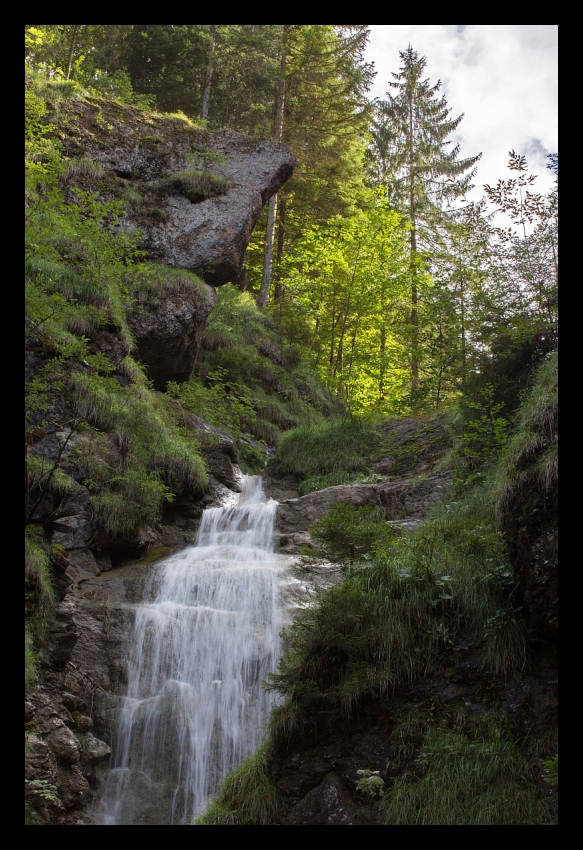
[96,475,282,825]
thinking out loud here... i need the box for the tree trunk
[201,25,217,122]
[408,95,420,400]
[273,194,287,302]
[66,25,81,80]
[257,26,289,307]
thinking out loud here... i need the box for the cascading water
[96,475,282,825]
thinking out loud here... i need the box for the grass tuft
[194,744,282,825]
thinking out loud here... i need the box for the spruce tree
[371,46,481,401]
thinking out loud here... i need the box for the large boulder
[59,98,296,287]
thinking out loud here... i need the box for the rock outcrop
[59,98,296,286]
[127,286,217,389]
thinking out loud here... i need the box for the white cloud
[364,26,558,207]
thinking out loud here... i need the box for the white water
[96,476,282,825]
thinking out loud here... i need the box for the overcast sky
[363,25,558,207]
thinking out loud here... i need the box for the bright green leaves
[276,194,410,412]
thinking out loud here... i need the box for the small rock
[82,733,112,763]
[62,692,87,712]
[47,725,81,764]
[75,714,93,732]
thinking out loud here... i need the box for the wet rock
[277,483,397,534]
[44,599,78,663]
[25,732,59,786]
[52,514,95,550]
[62,692,87,713]
[47,725,81,764]
[82,733,112,764]
[95,550,113,572]
[276,473,451,542]
[284,773,354,825]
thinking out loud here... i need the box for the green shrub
[310,504,397,563]
[25,627,38,693]
[490,350,557,515]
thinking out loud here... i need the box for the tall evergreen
[371,46,481,400]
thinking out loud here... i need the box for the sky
[363,26,558,207]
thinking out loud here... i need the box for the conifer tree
[371,46,481,401]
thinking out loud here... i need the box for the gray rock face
[61,99,295,287]
[285,773,354,825]
[147,131,295,285]
[276,473,449,540]
[128,286,216,389]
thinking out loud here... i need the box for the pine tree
[371,46,481,401]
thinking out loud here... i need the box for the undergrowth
[171,284,339,471]
[382,725,550,824]
[193,744,282,825]
[268,486,529,743]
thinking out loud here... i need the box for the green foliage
[274,198,410,413]
[131,264,210,306]
[310,504,397,563]
[542,754,558,792]
[59,156,105,182]
[193,744,282,825]
[25,85,208,542]
[25,779,58,804]
[169,284,338,466]
[72,372,207,536]
[25,527,57,649]
[356,769,385,798]
[268,488,528,740]
[382,728,549,825]
[450,384,509,487]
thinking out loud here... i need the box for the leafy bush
[310,504,396,563]
[490,350,557,515]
